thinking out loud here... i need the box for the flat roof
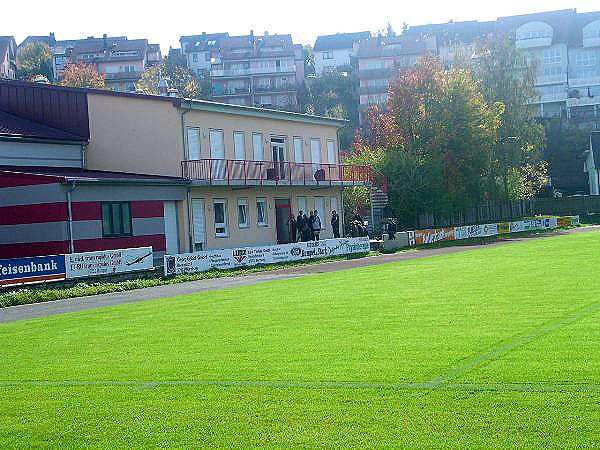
[0,80,347,128]
[0,166,189,185]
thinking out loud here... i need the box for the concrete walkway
[2,226,598,324]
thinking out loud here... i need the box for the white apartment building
[407,9,600,127]
[313,31,370,76]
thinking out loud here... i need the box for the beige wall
[86,93,342,178]
[182,186,343,251]
[182,109,340,164]
[86,93,184,177]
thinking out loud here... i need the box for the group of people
[289,210,341,242]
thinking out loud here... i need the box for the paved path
[2,226,598,324]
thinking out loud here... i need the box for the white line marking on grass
[0,380,598,393]
[426,301,600,387]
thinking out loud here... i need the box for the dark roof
[18,34,56,49]
[314,32,371,51]
[356,36,428,58]
[407,21,495,43]
[496,9,577,44]
[71,37,148,62]
[0,166,188,184]
[0,110,86,142]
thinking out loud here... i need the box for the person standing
[287,215,296,244]
[312,210,322,241]
[308,211,315,241]
[302,212,311,241]
[331,210,340,238]
[296,211,305,242]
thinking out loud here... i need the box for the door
[163,201,179,255]
[210,129,225,180]
[271,138,286,180]
[275,198,292,244]
[310,138,322,181]
[314,197,326,233]
[191,199,206,252]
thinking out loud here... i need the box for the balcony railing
[211,66,297,77]
[181,159,387,192]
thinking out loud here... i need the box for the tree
[136,55,207,99]
[60,63,106,89]
[17,42,54,81]
[299,69,359,151]
[354,57,503,227]
[473,34,547,200]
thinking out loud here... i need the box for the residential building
[356,34,434,121]
[70,35,161,92]
[0,80,187,263]
[180,31,305,111]
[0,79,383,260]
[0,36,17,79]
[313,31,370,75]
[406,9,600,127]
[18,33,162,87]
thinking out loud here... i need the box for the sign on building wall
[164,237,370,276]
[65,247,154,279]
[0,254,66,286]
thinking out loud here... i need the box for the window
[186,127,200,160]
[543,66,562,77]
[293,137,303,162]
[543,49,561,65]
[192,53,198,62]
[310,138,321,164]
[238,198,249,228]
[327,140,336,164]
[575,51,597,68]
[323,50,334,60]
[213,199,228,237]
[314,197,325,228]
[234,131,245,160]
[253,133,264,161]
[256,198,268,226]
[209,129,225,159]
[101,202,132,237]
[297,196,307,214]
[192,199,206,252]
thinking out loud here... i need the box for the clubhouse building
[0,80,383,261]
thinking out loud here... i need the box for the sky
[5,0,599,52]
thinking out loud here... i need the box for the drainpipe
[66,181,77,253]
[81,143,87,168]
[186,187,194,252]
[179,99,194,252]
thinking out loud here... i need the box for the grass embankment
[0,231,598,448]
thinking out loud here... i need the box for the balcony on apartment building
[103,71,143,81]
[535,73,568,86]
[254,83,295,93]
[181,159,386,191]
[211,65,297,77]
[357,67,395,79]
[358,85,389,95]
[212,85,251,96]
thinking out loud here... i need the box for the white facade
[314,48,354,75]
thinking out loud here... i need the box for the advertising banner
[414,227,455,245]
[0,254,66,286]
[454,223,498,240]
[497,222,511,234]
[557,216,579,227]
[164,237,370,276]
[66,247,154,279]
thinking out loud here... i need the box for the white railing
[211,65,296,77]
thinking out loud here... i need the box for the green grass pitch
[1,232,599,448]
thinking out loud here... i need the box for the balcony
[254,84,295,93]
[211,65,297,77]
[212,86,251,96]
[181,159,386,191]
[569,75,600,88]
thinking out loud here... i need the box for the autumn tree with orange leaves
[350,57,503,227]
[60,63,106,89]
